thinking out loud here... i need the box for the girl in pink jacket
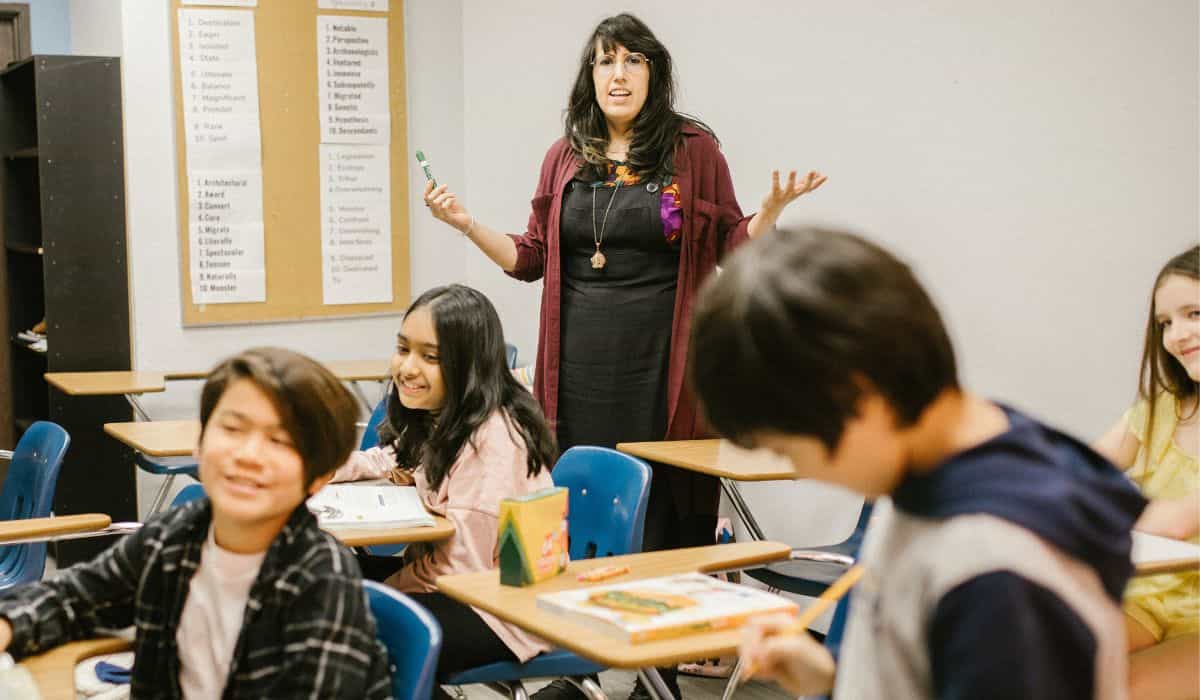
[333,284,558,692]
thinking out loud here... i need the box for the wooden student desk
[48,359,391,417]
[104,419,199,457]
[617,439,794,542]
[438,541,790,700]
[0,514,112,544]
[7,637,133,700]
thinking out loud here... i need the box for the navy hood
[891,405,1147,601]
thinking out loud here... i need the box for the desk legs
[720,478,766,542]
[124,395,151,422]
[637,668,675,700]
[347,381,377,414]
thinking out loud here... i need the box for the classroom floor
[454,668,792,699]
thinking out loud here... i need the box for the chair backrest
[363,580,443,700]
[360,395,389,450]
[552,446,651,560]
[0,422,71,589]
[171,484,208,508]
[505,343,519,369]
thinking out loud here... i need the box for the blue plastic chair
[171,483,207,508]
[444,446,652,698]
[364,580,443,700]
[505,343,519,369]
[360,395,389,451]
[358,396,406,558]
[0,421,71,590]
[139,454,200,515]
[741,501,873,598]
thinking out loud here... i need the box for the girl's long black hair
[378,284,557,490]
[564,12,715,182]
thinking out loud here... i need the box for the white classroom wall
[459,0,1197,442]
[64,2,1196,520]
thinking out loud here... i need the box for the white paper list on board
[179,8,266,304]
[317,16,390,144]
[188,171,267,303]
[319,0,388,11]
[320,145,393,305]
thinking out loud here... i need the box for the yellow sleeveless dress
[1122,392,1200,641]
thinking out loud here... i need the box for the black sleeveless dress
[556,172,679,453]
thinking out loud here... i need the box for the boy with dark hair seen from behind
[690,228,1146,699]
[0,347,391,698]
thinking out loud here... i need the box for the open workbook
[537,572,797,643]
[307,481,435,529]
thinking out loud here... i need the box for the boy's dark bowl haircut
[688,227,959,450]
[200,347,359,487]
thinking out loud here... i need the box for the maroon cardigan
[507,126,752,469]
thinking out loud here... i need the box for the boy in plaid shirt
[0,347,392,699]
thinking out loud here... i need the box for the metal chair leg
[570,675,608,700]
[485,680,529,700]
[720,657,745,700]
[147,474,176,516]
[636,669,675,700]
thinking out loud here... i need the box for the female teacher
[425,10,824,573]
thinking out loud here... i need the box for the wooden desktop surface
[438,541,790,669]
[19,637,133,700]
[167,359,390,383]
[0,514,112,544]
[323,359,390,382]
[47,360,389,397]
[44,371,166,396]
[617,440,795,481]
[328,516,455,547]
[104,420,200,457]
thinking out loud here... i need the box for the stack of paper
[308,483,434,529]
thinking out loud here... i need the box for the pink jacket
[334,411,554,661]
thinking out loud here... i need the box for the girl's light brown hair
[1139,245,1200,445]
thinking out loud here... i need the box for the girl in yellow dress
[1096,245,1200,700]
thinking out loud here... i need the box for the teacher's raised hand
[423,181,473,234]
[747,169,828,238]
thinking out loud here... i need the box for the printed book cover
[536,572,797,643]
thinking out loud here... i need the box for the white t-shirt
[176,527,267,699]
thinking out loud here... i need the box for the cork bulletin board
[171,0,410,325]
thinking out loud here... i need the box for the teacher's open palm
[761,170,827,213]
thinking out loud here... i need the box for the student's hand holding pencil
[733,564,863,697]
[739,615,835,696]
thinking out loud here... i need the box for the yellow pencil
[730,564,865,694]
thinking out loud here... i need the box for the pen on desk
[727,564,865,698]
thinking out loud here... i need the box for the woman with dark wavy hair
[423,16,823,696]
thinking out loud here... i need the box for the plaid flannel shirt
[0,499,392,699]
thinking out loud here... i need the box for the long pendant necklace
[590,177,622,270]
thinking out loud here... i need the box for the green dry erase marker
[415,150,437,188]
